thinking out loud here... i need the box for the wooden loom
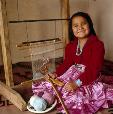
[0,0,69,112]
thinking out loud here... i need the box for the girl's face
[72,16,90,39]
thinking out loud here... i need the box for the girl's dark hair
[69,12,96,41]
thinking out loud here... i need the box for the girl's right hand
[44,73,64,86]
[50,72,57,79]
[44,73,57,81]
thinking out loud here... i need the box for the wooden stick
[16,38,61,48]
[48,74,69,114]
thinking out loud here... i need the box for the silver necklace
[76,40,83,56]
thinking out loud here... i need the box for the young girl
[32,12,113,114]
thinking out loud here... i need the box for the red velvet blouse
[55,35,105,85]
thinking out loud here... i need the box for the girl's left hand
[64,81,78,92]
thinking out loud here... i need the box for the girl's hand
[44,73,57,81]
[50,73,57,79]
[64,81,78,92]
[44,73,64,86]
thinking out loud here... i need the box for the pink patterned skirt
[32,65,113,114]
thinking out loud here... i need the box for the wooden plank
[0,0,14,86]
[0,81,26,111]
[60,0,70,46]
[13,78,44,90]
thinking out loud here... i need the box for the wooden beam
[60,0,70,46]
[0,0,14,86]
[0,81,26,111]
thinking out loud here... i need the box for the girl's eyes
[82,22,88,26]
[73,25,78,27]
[73,22,88,28]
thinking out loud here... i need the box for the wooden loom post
[60,0,70,46]
[0,0,28,111]
[0,0,14,87]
